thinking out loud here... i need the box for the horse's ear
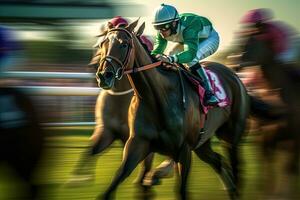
[127,18,139,32]
[136,22,145,37]
[96,30,107,38]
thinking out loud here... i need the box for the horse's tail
[249,94,286,120]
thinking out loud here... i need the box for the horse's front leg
[142,158,175,186]
[69,128,115,184]
[134,153,154,186]
[99,137,150,200]
[177,143,191,200]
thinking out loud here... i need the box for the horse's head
[95,19,144,89]
[239,35,274,68]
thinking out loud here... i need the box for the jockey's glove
[156,54,178,63]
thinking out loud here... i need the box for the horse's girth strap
[124,61,162,74]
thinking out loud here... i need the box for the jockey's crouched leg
[190,63,219,106]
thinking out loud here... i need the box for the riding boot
[190,63,219,106]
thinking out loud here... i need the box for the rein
[124,61,162,74]
[104,28,163,74]
[177,67,187,110]
[101,28,163,80]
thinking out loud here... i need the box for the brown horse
[95,20,250,200]
[239,35,300,168]
[69,42,155,186]
[237,35,300,197]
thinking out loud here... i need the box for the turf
[0,132,297,200]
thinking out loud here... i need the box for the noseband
[100,55,126,80]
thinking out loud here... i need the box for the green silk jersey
[151,13,215,64]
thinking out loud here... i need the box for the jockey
[0,25,20,72]
[97,16,153,51]
[240,8,299,65]
[151,4,219,106]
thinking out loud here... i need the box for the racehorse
[95,20,250,200]
[69,39,154,186]
[0,86,44,199]
[239,35,300,172]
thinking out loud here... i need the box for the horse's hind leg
[224,120,246,188]
[286,113,300,175]
[216,112,248,199]
[177,143,191,200]
[194,140,237,199]
[100,137,150,200]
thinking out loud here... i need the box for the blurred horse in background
[237,34,300,198]
[95,20,250,200]
[0,86,44,200]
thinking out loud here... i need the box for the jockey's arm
[151,33,167,55]
[172,29,198,63]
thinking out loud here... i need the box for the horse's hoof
[142,176,161,186]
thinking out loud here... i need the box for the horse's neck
[131,36,178,105]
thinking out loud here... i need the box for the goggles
[154,23,172,31]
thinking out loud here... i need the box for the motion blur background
[0,0,299,200]
[1,0,299,124]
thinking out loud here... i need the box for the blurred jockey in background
[151,4,220,106]
[1,25,44,200]
[239,8,300,65]
[95,16,153,52]
[0,25,21,72]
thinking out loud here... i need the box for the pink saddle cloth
[189,69,230,114]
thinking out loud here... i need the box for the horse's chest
[154,130,184,155]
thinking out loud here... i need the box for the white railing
[2,71,101,127]
[14,86,101,96]
[1,71,95,79]
[42,122,96,127]
[3,71,101,96]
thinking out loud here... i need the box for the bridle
[99,27,188,106]
[99,27,162,80]
[98,28,133,80]
[100,55,127,80]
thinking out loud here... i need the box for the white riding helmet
[152,3,179,27]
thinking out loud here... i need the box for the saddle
[177,64,230,114]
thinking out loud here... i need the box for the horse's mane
[135,34,157,63]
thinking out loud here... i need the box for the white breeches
[168,29,220,67]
